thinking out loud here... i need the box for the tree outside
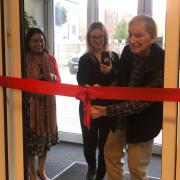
[113,19,128,42]
[55,2,67,27]
[24,11,37,35]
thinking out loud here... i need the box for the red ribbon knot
[76,86,92,129]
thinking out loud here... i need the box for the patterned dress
[26,52,60,156]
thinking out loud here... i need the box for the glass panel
[152,0,167,145]
[152,0,166,49]
[54,0,87,133]
[98,1,166,178]
[98,0,166,148]
[98,0,138,54]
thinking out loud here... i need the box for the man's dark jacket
[118,44,164,143]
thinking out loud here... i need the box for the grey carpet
[53,162,88,180]
[52,162,160,180]
[45,142,161,180]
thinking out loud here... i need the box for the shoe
[86,167,96,180]
[94,174,103,180]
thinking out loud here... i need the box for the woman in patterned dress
[25,28,60,180]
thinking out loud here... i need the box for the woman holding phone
[76,22,119,180]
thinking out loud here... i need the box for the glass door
[98,0,166,178]
[54,0,138,142]
[1,0,180,179]
[98,0,167,154]
[151,0,167,153]
[54,0,87,142]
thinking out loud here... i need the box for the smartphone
[101,51,111,66]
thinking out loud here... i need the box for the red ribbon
[75,86,90,128]
[1,76,180,128]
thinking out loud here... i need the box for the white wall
[24,0,45,30]
[24,0,54,53]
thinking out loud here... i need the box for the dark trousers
[79,103,110,178]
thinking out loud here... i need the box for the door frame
[1,0,180,179]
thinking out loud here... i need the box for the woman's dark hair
[25,27,48,52]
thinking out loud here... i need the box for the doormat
[53,162,160,180]
[52,162,88,180]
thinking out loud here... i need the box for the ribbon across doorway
[1,76,180,128]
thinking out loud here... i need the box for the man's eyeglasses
[90,36,104,42]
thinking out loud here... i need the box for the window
[54,0,87,135]
[98,0,138,54]
[152,0,166,49]
[152,0,167,147]
[53,0,166,148]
